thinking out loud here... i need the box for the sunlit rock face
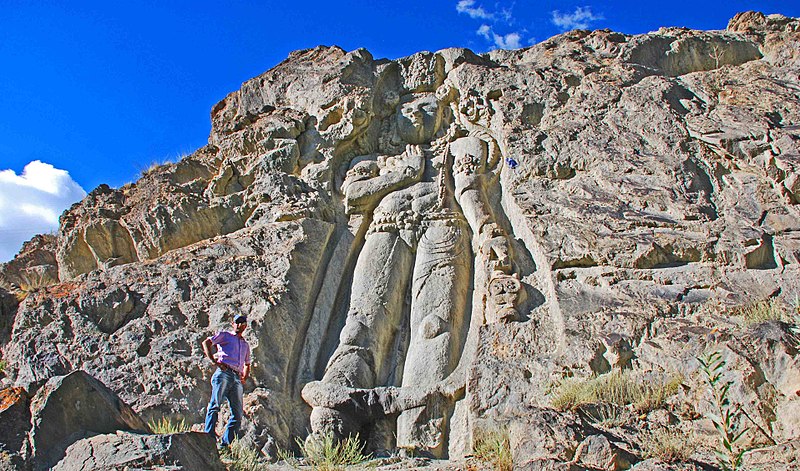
[2,11,800,467]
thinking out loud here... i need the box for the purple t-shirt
[209,331,251,374]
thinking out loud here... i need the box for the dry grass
[640,427,697,463]
[733,299,793,326]
[472,430,513,471]
[551,370,682,413]
[0,271,55,302]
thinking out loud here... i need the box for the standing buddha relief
[302,85,527,457]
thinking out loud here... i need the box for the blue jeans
[204,368,243,445]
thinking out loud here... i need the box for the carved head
[395,94,442,145]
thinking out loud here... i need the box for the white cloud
[551,6,603,31]
[0,161,86,262]
[476,24,523,49]
[462,2,531,50]
[477,24,492,40]
[456,0,494,20]
[494,32,522,49]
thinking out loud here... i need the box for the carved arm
[342,149,424,214]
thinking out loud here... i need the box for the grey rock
[28,370,150,470]
[52,431,224,471]
[573,434,632,471]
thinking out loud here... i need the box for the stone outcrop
[52,431,224,471]
[1,9,800,468]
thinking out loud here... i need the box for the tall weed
[698,351,749,471]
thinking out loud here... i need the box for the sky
[1,1,798,262]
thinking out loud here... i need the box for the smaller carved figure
[486,272,523,324]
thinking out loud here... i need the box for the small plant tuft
[221,439,263,471]
[473,429,513,471]
[275,445,300,468]
[298,432,370,471]
[147,416,191,435]
[578,402,631,428]
[0,359,6,374]
[698,351,749,471]
[640,427,698,463]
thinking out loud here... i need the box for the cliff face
[2,11,800,468]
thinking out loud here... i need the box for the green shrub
[640,427,697,463]
[147,416,190,435]
[551,370,682,413]
[473,430,512,471]
[0,360,6,374]
[298,433,369,471]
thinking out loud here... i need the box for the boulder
[52,431,225,471]
[28,370,150,470]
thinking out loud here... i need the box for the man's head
[233,314,248,335]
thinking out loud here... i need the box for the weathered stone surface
[52,431,224,471]
[0,235,59,290]
[0,288,17,350]
[28,370,150,470]
[741,438,800,470]
[0,9,799,468]
[573,434,632,471]
[0,387,29,456]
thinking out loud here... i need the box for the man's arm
[241,363,251,382]
[202,337,217,364]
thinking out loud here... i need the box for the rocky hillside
[1,10,800,470]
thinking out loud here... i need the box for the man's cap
[234,315,248,324]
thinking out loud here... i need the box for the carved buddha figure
[305,92,471,456]
[304,93,524,457]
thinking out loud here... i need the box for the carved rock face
[395,94,442,144]
[2,14,800,468]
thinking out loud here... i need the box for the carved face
[396,94,442,145]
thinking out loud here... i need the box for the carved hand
[405,143,422,156]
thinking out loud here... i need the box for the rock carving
[302,89,528,457]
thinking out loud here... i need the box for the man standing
[202,314,252,447]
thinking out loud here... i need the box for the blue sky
[1,1,798,261]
